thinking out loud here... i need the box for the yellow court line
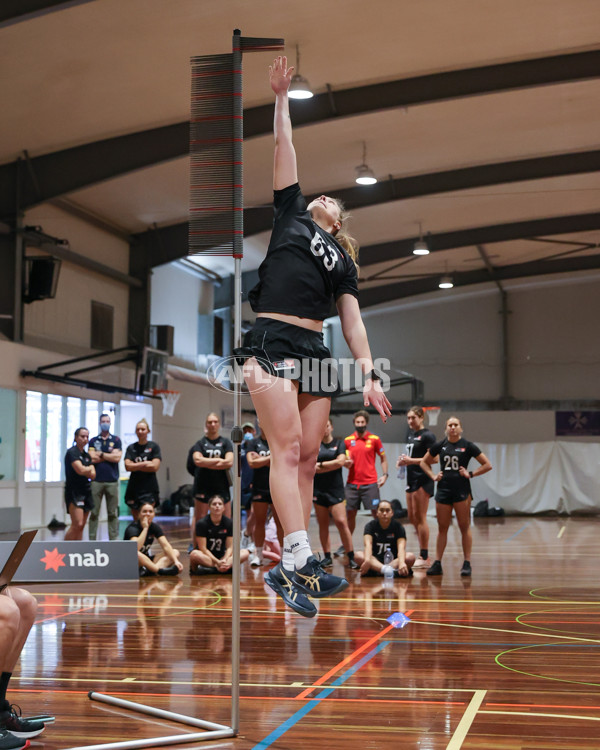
[446,690,487,749]
[557,526,566,539]
[409,618,600,644]
[480,710,600,722]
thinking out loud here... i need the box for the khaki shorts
[345,482,379,511]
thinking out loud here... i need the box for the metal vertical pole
[230,28,243,736]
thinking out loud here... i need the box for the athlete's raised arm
[270,56,298,190]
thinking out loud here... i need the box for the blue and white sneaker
[293,555,349,598]
[264,563,317,618]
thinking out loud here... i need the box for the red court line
[10,688,463,706]
[35,606,96,624]
[295,610,414,701]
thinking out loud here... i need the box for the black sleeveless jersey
[245,436,270,492]
[314,438,345,494]
[429,438,481,489]
[248,183,359,320]
[405,428,436,483]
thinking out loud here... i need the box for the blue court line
[504,521,531,542]
[252,640,390,749]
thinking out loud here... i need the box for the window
[25,391,43,482]
[45,394,63,481]
[25,394,122,482]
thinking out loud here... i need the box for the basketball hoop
[423,406,441,426]
[153,389,181,417]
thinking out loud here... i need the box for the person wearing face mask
[88,413,122,541]
[343,410,388,540]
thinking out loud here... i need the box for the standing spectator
[396,406,436,568]
[245,428,283,567]
[190,495,250,574]
[240,422,256,551]
[124,419,161,519]
[344,410,388,540]
[313,418,357,568]
[420,416,492,577]
[191,413,234,543]
[88,413,122,541]
[64,427,95,540]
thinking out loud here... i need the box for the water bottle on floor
[383,546,394,580]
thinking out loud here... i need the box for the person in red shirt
[344,410,389,537]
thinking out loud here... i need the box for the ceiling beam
[0,1,97,28]
[2,49,600,215]
[358,253,600,308]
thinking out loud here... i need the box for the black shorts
[65,490,94,512]
[435,483,472,505]
[125,492,158,510]
[252,490,273,505]
[406,475,434,496]
[234,317,340,397]
[195,490,231,504]
[313,491,345,508]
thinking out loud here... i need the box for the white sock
[284,531,312,569]
[255,545,263,562]
[282,546,294,572]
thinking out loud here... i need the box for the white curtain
[380,441,600,514]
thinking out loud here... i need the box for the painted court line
[252,641,390,749]
[295,610,413,700]
[446,690,487,749]
[481,709,600,722]
[504,522,531,542]
[557,525,566,539]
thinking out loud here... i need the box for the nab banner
[0,541,139,582]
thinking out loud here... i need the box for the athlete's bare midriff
[256,312,323,332]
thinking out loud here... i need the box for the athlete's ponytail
[333,199,360,271]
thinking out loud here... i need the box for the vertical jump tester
[67,30,285,750]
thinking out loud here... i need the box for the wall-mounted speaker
[24,256,61,303]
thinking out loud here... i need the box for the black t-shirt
[124,520,165,557]
[191,435,233,497]
[195,514,233,560]
[429,438,482,490]
[405,428,436,483]
[64,446,92,499]
[245,436,270,491]
[314,438,345,494]
[125,441,161,501]
[248,183,359,320]
[364,518,407,562]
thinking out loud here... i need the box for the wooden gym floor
[9,512,600,749]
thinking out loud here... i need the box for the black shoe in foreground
[293,555,349,598]
[320,554,333,567]
[460,561,472,577]
[264,564,317,618]
[333,545,345,557]
[426,560,443,576]
[347,558,360,570]
[0,729,28,749]
[0,706,45,739]
[158,564,180,576]
[190,565,215,576]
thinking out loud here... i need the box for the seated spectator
[124,502,182,576]
[190,495,249,574]
[0,587,47,747]
[354,499,416,578]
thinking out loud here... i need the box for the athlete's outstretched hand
[269,56,294,95]
[364,380,392,422]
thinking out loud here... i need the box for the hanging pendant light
[288,44,314,100]
[355,141,377,185]
[413,222,430,255]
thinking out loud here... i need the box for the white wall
[150,263,214,362]
[23,203,130,352]
[331,272,600,407]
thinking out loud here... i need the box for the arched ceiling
[2,0,600,306]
